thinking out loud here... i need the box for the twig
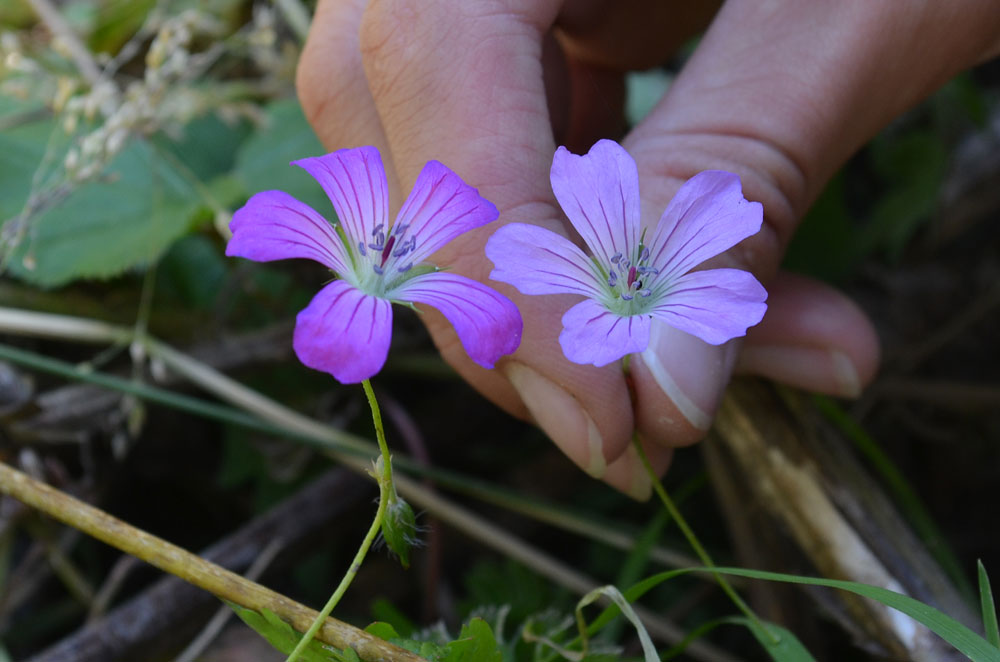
[0,309,732,661]
[273,0,312,43]
[0,462,425,662]
[26,0,102,85]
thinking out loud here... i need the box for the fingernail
[738,345,862,398]
[602,443,652,501]
[504,361,606,478]
[638,324,738,431]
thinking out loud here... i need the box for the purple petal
[392,272,521,368]
[485,223,604,297]
[650,268,768,345]
[647,171,763,280]
[550,140,639,266]
[293,280,393,383]
[391,160,499,267]
[227,190,349,272]
[293,146,388,245]
[559,299,650,367]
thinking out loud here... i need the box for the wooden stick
[0,462,425,662]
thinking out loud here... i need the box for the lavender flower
[485,139,767,367]
[227,146,522,383]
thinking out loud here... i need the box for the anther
[610,253,622,264]
[372,265,384,275]
[357,241,367,256]
[397,262,413,273]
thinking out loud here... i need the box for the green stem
[284,379,393,662]
[632,437,775,642]
[362,379,394,495]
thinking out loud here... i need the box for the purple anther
[621,292,633,301]
[610,252,622,264]
[381,234,396,266]
[372,264,384,275]
[607,271,618,287]
[638,289,651,297]
[358,241,367,256]
[640,247,650,261]
[397,262,413,273]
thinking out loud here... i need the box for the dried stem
[26,0,102,84]
[0,462,425,662]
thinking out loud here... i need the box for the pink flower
[485,139,766,367]
[227,146,522,383]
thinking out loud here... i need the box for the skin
[296,0,1000,498]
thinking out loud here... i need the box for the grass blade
[979,561,1000,648]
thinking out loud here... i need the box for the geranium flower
[227,146,522,383]
[485,139,767,367]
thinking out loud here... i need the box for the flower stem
[632,436,775,642]
[284,379,394,662]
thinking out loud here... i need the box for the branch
[0,462,425,662]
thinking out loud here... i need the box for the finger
[602,437,673,501]
[736,271,880,396]
[359,0,637,477]
[297,0,401,198]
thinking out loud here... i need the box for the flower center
[603,246,659,315]
[353,223,419,295]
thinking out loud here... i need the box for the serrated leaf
[442,618,502,662]
[228,603,344,662]
[979,561,1000,648]
[5,138,203,286]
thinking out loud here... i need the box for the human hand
[296,0,1000,498]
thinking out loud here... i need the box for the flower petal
[485,223,604,297]
[293,146,389,246]
[391,160,499,267]
[647,170,763,280]
[227,190,349,272]
[392,272,521,369]
[650,268,768,345]
[550,140,639,266]
[293,280,393,383]
[559,299,650,367]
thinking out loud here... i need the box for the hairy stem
[285,380,394,662]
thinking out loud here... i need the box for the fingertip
[630,323,738,448]
[602,439,673,501]
[737,271,880,397]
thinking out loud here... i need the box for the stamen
[640,247,650,262]
[607,271,618,287]
[621,292,633,301]
[397,262,413,273]
[372,265,384,275]
[610,253,622,264]
[371,223,384,237]
[357,241,367,256]
[637,266,659,275]
[638,289,651,298]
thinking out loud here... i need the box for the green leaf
[577,586,657,662]
[234,99,328,212]
[6,138,203,286]
[728,618,816,662]
[979,561,1000,648]
[442,618,503,662]
[599,567,1000,662]
[364,621,401,641]
[228,603,346,661]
